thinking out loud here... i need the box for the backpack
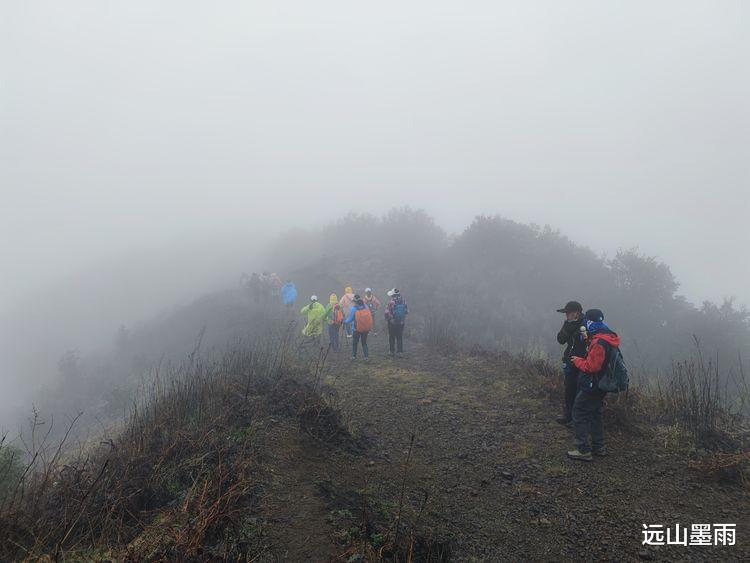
[391,301,407,325]
[596,340,629,393]
[331,304,344,325]
[354,307,373,333]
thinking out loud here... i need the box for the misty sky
[2,0,748,312]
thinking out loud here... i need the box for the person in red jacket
[567,308,621,461]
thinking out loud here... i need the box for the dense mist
[0,233,268,429]
[2,0,749,317]
[3,209,747,438]
[4,2,749,433]
[3,3,750,557]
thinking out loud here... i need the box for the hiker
[555,300,586,426]
[384,288,408,357]
[260,271,272,300]
[363,288,382,335]
[567,308,620,462]
[281,280,298,309]
[269,273,282,299]
[326,293,344,352]
[300,295,326,345]
[249,273,262,304]
[339,286,356,339]
[345,294,373,360]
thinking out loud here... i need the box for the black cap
[584,309,605,322]
[556,300,583,314]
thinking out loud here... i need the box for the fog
[2,2,749,427]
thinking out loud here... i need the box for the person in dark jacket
[555,300,586,426]
[567,308,620,461]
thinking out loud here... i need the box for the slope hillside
[3,318,747,561]
[320,339,750,560]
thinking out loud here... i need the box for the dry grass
[652,349,747,449]
[512,342,750,487]
[424,310,461,354]
[687,451,750,487]
[0,333,352,561]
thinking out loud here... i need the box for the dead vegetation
[0,331,354,561]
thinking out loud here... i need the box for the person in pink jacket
[339,286,356,338]
[363,288,382,335]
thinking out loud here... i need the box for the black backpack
[597,340,629,393]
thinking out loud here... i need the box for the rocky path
[316,335,749,561]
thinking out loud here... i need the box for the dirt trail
[314,333,750,561]
[253,418,341,561]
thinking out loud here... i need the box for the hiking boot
[556,416,572,426]
[363,356,369,362]
[592,447,608,457]
[566,449,593,462]
[351,355,356,360]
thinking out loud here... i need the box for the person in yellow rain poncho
[300,295,327,342]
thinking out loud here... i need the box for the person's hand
[562,320,577,334]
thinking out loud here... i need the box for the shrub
[0,442,24,501]
[0,331,350,560]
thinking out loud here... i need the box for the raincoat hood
[591,330,621,348]
[586,320,611,334]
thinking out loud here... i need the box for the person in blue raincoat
[281,280,298,309]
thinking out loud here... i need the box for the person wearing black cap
[555,300,586,426]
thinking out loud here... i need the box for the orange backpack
[354,307,373,333]
[332,304,344,325]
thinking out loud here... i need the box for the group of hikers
[250,273,622,462]
[298,287,409,359]
[240,271,283,304]
[555,300,627,462]
[240,275,409,357]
